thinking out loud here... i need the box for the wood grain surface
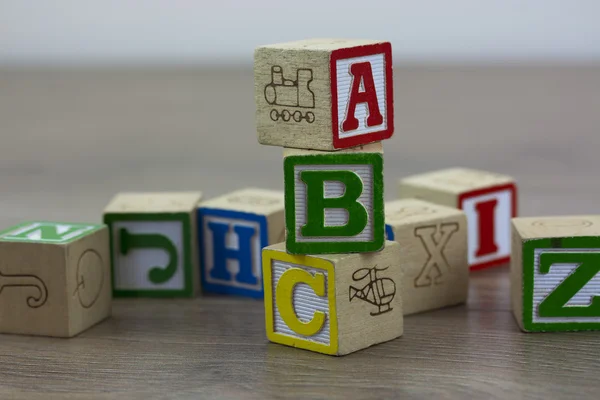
[1,66,600,399]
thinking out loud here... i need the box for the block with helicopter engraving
[262,240,403,356]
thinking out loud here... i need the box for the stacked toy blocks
[398,168,517,270]
[385,199,469,315]
[103,192,202,298]
[511,216,600,332]
[0,221,111,337]
[198,188,285,298]
[255,38,403,356]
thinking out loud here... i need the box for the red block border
[330,42,394,149]
[458,183,518,271]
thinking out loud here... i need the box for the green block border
[103,212,194,298]
[523,236,600,332]
[0,221,105,244]
[283,152,384,254]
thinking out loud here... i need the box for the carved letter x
[414,223,459,287]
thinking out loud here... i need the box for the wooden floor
[1,66,599,399]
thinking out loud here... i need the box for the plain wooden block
[398,167,517,270]
[255,39,394,151]
[103,191,202,298]
[0,221,111,337]
[511,216,600,332]
[198,188,285,298]
[385,199,468,315]
[262,240,403,356]
[283,143,384,254]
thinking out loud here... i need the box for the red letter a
[341,62,383,132]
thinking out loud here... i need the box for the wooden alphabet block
[398,168,517,270]
[198,188,285,298]
[283,143,384,254]
[262,241,403,356]
[255,39,394,151]
[0,221,111,337]
[385,199,468,315]
[103,192,202,298]
[511,216,600,332]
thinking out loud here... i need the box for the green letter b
[300,170,368,237]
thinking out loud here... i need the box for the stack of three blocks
[255,39,402,356]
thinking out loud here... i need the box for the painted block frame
[104,212,194,298]
[284,152,385,254]
[198,208,268,298]
[522,236,600,332]
[263,249,338,355]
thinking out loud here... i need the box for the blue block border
[385,224,395,241]
[198,207,268,298]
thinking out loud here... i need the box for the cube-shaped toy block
[385,199,468,315]
[0,221,111,337]
[283,143,384,254]
[198,188,285,298]
[255,38,394,151]
[103,192,202,298]
[398,168,517,270]
[511,216,600,332]
[263,240,402,356]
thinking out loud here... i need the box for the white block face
[336,53,387,139]
[112,221,184,290]
[201,215,262,292]
[461,188,514,266]
[294,164,374,242]
[271,260,331,344]
[532,248,600,324]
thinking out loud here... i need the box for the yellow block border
[262,249,338,355]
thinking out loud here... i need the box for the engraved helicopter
[349,265,396,316]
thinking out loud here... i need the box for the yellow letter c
[276,268,326,337]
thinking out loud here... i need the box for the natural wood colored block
[255,39,394,151]
[398,168,517,270]
[385,199,468,315]
[511,216,600,332]
[103,192,202,298]
[198,188,285,298]
[283,143,384,254]
[0,221,111,337]
[262,241,403,356]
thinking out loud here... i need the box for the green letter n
[300,170,368,237]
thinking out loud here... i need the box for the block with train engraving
[198,188,285,298]
[255,38,394,151]
[263,241,402,356]
[103,192,202,298]
[283,143,384,254]
[385,199,468,315]
[0,221,111,337]
[398,168,517,270]
[511,216,600,332]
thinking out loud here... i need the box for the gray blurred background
[1,0,599,226]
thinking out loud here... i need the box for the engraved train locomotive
[264,65,315,123]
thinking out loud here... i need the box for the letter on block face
[103,192,202,298]
[262,241,403,356]
[398,168,517,270]
[255,39,394,151]
[198,188,285,298]
[511,216,600,332]
[0,221,111,337]
[283,144,384,254]
[385,199,469,315]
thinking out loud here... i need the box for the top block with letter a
[398,168,517,270]
[103,192,202,298]
[511,216,600,332]
[255,38,394,151]
[283,143,384,254]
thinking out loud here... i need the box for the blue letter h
[207,222,257,285]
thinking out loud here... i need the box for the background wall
[1,0,599,66]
